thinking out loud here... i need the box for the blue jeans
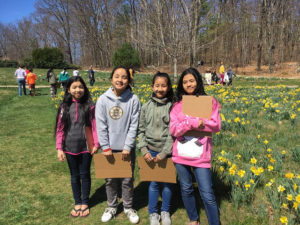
[148,150,174,214]
[17,78,26,96]
[66,153,92,205]
[175,163,219,225]
[89,78,95,86]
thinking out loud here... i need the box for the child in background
[59,68,69,91]
[26,68,37,96]
[14,65,27,96]
[73,69,80,77]
[88,65,95,86]
[47,68,58,98]
[96,67,141,224]
[219,62,225,85]
[25,67,30,75]
[211,70,219,84]
[55,76,99,218]
[170,67,221,225]
[129,68,135,87]
[227,68,237,86]
[138,72,174,225]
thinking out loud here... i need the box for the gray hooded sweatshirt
[95,87,141,152]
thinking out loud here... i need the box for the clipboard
[137,157,177,183]
[94,153,132,179]
[182,95,213,138]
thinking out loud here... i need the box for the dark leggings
[66,153,92,205]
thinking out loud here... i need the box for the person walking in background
[88,65,95,86]
[26,68,37,96]
[96,67,140,224]
[55,76,99,218]
[211,70,219,84]
[14,65,27,96]
[25,67,30,75]
[47,68,58,98]
[59,68,69,91]
[170,67,221,225]
[204,70,212,86]
[73,68,80,77]
[138,72,174,225]
[219,62,225,85]
[227,68,237,86]
[129,68,135,87]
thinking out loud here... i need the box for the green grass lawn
[0,67,299,225]
[0,88,191,225]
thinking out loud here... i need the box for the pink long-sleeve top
[56,101,99,155]
[170,97,221,168]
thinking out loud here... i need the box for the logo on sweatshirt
[109,106,123,120]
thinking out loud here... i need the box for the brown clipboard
[137,157,177,183]
[182,95,213,138]
[94,153,132,179]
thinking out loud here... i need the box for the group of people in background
[54,66,221,225]
[14,65,37,96]
[14,66,96,98]
[202,62,237,86]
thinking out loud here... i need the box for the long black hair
[152,72,174,102]
[175,67,206,102]
[110,66,132,91]
[54,76,93,138]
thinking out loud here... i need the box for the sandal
[80,207,90,217]
[70,208,81,218]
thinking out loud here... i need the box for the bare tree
[35,0,73,64]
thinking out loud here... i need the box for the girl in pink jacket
[55,76,99,218]
[170,67,221,225]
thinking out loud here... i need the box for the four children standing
[54,67,221,225]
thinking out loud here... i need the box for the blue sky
[0,0,36,24]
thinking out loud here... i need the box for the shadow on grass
[133,181,149,211]
[89,184,107,208]
[132,179,186,216]
[211,168,231,205]
[88,169,231,219]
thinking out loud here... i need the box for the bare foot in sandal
[81,205,90,217]
[70,205,81,217]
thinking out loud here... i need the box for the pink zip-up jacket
[56,102,99,154]
[170,97,221,168]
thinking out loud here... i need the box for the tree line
[0,0,299,73]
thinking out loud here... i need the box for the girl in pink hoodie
[170,67,221,225]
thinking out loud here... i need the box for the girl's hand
[90,146,98,155]
[122,149,130,160]
[154,155,162,163]
[198,120,205,129]
[144,152,153,162]
[103,150,113,156]
[57,150,65,161]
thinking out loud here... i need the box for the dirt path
[0,85,49,88]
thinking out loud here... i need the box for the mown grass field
[0,67,299,225]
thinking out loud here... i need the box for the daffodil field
[52,81,300,225]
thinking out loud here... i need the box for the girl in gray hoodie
[95,67,141,224]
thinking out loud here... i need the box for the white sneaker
[149,213,160,225]
[161,211,171,225]
[124,208,139,224]
[101,207,116,222]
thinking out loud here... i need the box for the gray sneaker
[161,211,171,225]
[149,213,160,225]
